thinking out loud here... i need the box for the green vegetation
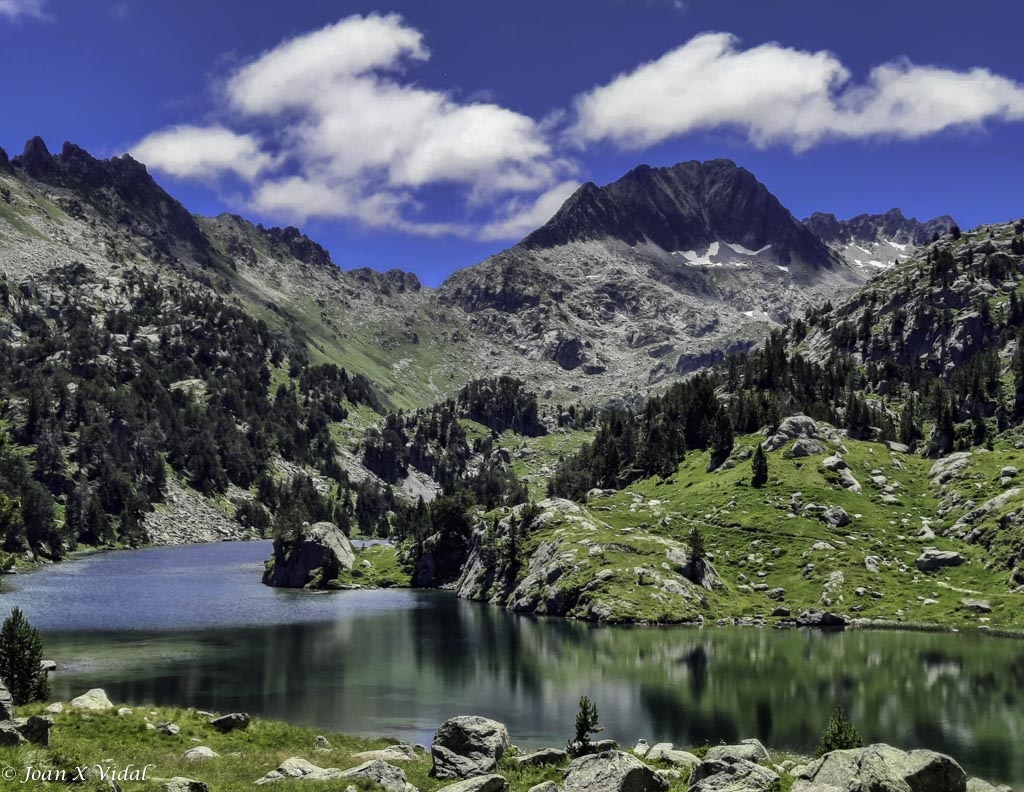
[0,607,49,704]
[572,695,602,750]
[815,706,863,757]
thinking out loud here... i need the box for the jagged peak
[804,207,956,247]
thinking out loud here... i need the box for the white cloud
[134,13,571,240]
[130,125,275,182]
[478,180,582,241]
[0,0,48,21]
[569,32,1024,150]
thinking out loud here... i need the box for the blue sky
[2,0,1023,285]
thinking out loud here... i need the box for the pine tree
[0,608,49,704]
[815,705,863,757]
[687,527,705,569]
[573,696,602,750]
[751,444,768,488]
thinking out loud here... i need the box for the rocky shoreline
[2,683,1014,792]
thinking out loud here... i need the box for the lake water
[2,541,1023,787]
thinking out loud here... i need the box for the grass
[0,702,809,791]
[334,544,411,589]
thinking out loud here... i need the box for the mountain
[440,159,867,394]
[804,207,957,274]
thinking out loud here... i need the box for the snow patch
[726,242,772,256]
[776,265,789,272]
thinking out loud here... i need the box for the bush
[573,695,602,749]
[815,705,863,757]
[0,607,49,704]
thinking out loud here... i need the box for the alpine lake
[3,541,1022,787]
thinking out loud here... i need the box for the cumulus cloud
[478,180,582,241]
[0,0,48,21]
[569,32,1024,150]
[131,125,276,181]
[133,13,571,241]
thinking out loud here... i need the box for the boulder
[633,739,650,758]
[352,744,420,763]
[184,746,219,761]
[822,455,847,472]
[158,722,180,735]
[703,739,770,765]
[39,660,57,673]
[71,688,113,710]
[821,507,851,528]
[339,759,416,792]
[0,721,26,746]
[690,756,779,791]
[791,439,825,457]
[45,702,63,714]
[764,416,820,452]
[999,466,1018,479]
[14,715,53,746]
[836,469,862,493]
[797,609,848,629]
[915,548,966,572]
[161,780,210,792]
[0,682,13,720]
[568,738,619,757]
[512,748,567,768]
[431,716,511,780]
[435,775,508,792]
[960,598,992,614]
[262,522,355,588]
[255,757,344,784]
[966,778,1013,792]
[527,782,559,792]
[210,712,250,732]
[562,750,668,792]
[793,744,966,792]
[645,743,700,770]
[929,453,972,486]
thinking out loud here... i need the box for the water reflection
[2,542,1022,786]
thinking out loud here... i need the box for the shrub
[815,705,863,757]
[573,696,602,749]
[0,607,49,704]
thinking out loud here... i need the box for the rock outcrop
[431,716,511,780]
[793,743,967,792]
[262,522,355,589]
[562,750,668,792]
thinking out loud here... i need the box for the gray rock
[821,507,851,528]
[158,722,181,735]
[690,757,779,791]
[184,746,219,761]
[929,453,972,486]
[431,716,510,780]
[0,682,13,721]
[999,466,1017,479]
[71,688,113,710]
[960,598,992,613]
[352,744,420,763]
[39,660,57,673]
[211,712,250,732]
[633,739,650,757]
[262,521,355,588]
[822,455,848,472]
[915,548,966,572]
[810,541,836,552]
[966,778,1013,792]
[315,735,331,749]
[45,702,63,714]
[793,743,966,792]
[703,739,770,765]
[865,556,881,573]
[527,782,559,792]
[0,721,26,746]
[512,748,567,768]
[563,750,668,792]
[765,416,820,452]
[118,707,134,717]
[645,743,699,769]
[161,779,210,792]
[797,609,848,628]
[14,715,53,746]
[435,775,507,792]
[771,605,791,617]
[791,439,825,457]
[255,757,344,784]
[836,468,862,493]
[339,759,417,792]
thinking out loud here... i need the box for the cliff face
[262,522,355,589]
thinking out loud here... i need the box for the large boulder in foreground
[71,688,114,710]
[793,743,967,792]
[262,522,355,588]
[690,756,779,791]
[562,750,668,792]
[431,716,511,780]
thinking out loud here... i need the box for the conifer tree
[751,444,768,488]
[0,608,49,704]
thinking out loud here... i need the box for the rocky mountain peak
[259,224,334,269]
[804,207,956,246]
[9,136,212,263]
[520,158,836,270]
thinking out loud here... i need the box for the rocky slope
[439,160,868,395]
[804,207,956,274]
